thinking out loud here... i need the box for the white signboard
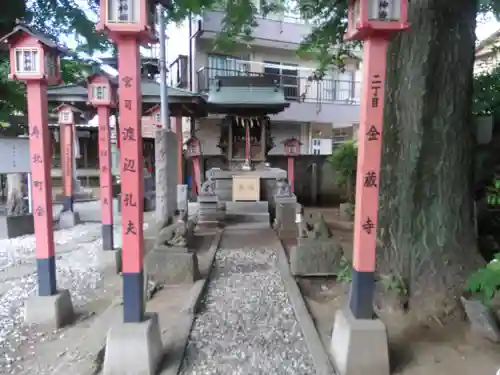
[0,137,30,173]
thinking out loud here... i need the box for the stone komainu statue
[200,179,216,196]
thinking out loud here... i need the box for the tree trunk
[377,0,484,322]
[6,173,26,216]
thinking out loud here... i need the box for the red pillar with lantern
[185,136,201,195]
[330,1,409,375]
[0,23,75,327]
[282,137,301,193]
[87,73,117,251]
[97,0,165,372]
[55,104,80,214]
[174,116,183,184]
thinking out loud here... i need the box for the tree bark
[6,173,26,216]
[377,0,484,322]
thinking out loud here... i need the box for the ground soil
[285,207,500,375]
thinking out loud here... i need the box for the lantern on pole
[87,72,117,251]
[0,23,75,327]
[185,136,201,195]
[330,1,410,375]
[282,138,301,193]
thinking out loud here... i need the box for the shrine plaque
[232,175,260,202]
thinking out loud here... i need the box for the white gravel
[180,242,316,375]
[0,219,122,373]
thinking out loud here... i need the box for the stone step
[225,201,269,214]
[224,221,271,230]
[224,213,270,225]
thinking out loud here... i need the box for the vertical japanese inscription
[370,74,382,108]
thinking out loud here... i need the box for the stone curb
[162,228,223,375]
[275,236,338,375]
[53,228,222,375]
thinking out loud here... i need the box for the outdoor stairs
[223,201,271,230]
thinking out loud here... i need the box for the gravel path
[180,230,316,375]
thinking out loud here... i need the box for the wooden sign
[232,175,260,202]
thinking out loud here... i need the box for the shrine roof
[47,78,207,117]
[206,76,290,115]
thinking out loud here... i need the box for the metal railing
[196,67,361,104]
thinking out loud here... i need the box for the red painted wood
[98,106,113,228]
[352,38,388,273]
[27,81,55,259]
[288,157,295,193]
[175,117,183,184]
[193,157,201,195]
[62,123,73,198]
[117,37,144,274]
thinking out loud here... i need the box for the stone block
[145,247,200,285]
[290,237,343,276]
[59,211,81,229]
[330,308,389,375]
[24,289,74,330]
[0,214,34,238]
[103,313,163,375]
[275,197,297,236]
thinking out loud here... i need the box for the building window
[208,54,250,78]
[311,138,322,154]
[264,61,299,100]
[332,128,351,145]
[15,48,40,73]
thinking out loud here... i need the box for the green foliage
[486,177,500,207]
[327,140,357,201]
[472,67,500,116]
[379,275,408,296]
[465,253,500,305]
[334,255,352,283]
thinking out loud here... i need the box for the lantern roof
[54,103,83,113]
[0,23,68,55]
[86,69,119,87]
[282,137,302,145]
[145,104,161,115]
[184,136,200,146]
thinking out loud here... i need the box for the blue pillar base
[123,271,145,323]
[36,257,57,296]
[102,224,114,251]
[348,269,375,319]
[61,195,74,212]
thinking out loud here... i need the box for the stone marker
[273,181,297,238]
[290,214,344,276]
[196,179,219,232]
[145,220,200,285]
[461,295,500,342]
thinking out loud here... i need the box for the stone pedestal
[103,313,163,375]
[290,237,343,276]
[197,195,219,228]
[0,214,34,238]
[24,289,74,330]
[59,211,80,229]
[330,308,389,375]
[145,245,200,285]
[274,196,297,238]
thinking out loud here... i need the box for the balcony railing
[196,67,360,104]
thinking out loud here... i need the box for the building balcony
[196,66,361,124]
[193,10,311,50]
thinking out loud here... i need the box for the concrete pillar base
[330,308,389,375]
[103,313,163,375]
[98,249,121,273]
[24,289,74,330]
[59,211,81,229]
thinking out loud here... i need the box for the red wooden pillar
[283,138,301,194]
[87,73,117,251]
[343,0,409,320]
[56,104,80,212]
[186,137,201,195]
[2,25,66,297]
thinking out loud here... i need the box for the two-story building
[170,9,362,159]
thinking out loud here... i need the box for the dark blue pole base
[123,271,145,323]
[36,257,57,296]
[102,224,114,251]
[61,195,74,212]
[348,269,375,320]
